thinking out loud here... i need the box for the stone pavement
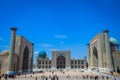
[3,70,120,80]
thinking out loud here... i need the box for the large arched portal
[22,47,29,72]
[93,47,98,67]
[57,55,65,69]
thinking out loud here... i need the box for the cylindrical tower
[8,27,17,72]
[103,30,114,72]
[86,44,90,67]
[31,43,34,72]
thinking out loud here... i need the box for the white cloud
[55,35,67,39]
[0,45,9,52]
[42,44,53,47]
[34,51,39,55]
[0,45,9,48]
[50,49,59,51]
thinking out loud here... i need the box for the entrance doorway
[57,55,65,69]
[93,47,98,67]
[22,47,29,72]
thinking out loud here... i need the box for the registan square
[0,0,120,80]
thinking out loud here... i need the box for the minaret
[31,43,34,72]
[8,27,17,72]
[86,44,90,67]
[103,30,114,72]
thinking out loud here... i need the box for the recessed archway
[57,55,65,69]
[22,47,29,72]
[93,47,98,67]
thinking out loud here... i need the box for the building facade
[87,30,120,72]
[36,51,87,70]
[0,28,33,75]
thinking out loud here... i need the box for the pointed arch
[22,46,29,72]
[57,55,65,69]
[93,47,98,67]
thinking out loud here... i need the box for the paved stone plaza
[2,70,120,80]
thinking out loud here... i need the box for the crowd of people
[0,73,15,80]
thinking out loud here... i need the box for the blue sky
[0,0,120,64]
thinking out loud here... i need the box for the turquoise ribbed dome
[38,50,47,58]
[109,37,119,45]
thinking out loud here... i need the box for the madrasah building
[0,28,33,75]
[87,30,120,72]
[0,28,120,75]
[36,51,88,71]
[33,30,120,73]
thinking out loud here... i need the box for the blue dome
[109,37,119,45]
[38,50,47,58]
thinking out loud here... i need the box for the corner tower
[8,27,17,72]
[103,30,114,72]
